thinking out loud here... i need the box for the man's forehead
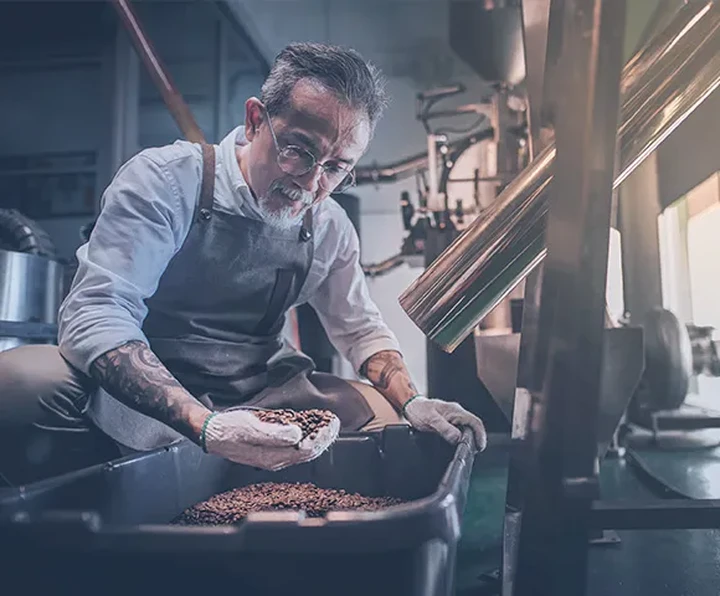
[278,79,370,158]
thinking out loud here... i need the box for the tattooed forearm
[90,340,211,443]
[360,350,418,411]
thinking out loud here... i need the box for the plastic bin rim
[0,429,478,535]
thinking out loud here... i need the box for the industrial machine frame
[499,2,720,595]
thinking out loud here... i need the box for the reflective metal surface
[400,1,720,352]
[616,1,720,187]
[520,0,553,156]
[449,0,526,85]
[475,331,522,422]
[0,250,63,352]
[631,0,688,58]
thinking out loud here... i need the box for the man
[0,43,485,481]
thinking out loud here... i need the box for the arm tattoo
[90,340,210,442]
[360,350,417,411]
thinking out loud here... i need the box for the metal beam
[591,499,720,530]
[511,2,627,595]
[520,0,554,157]
[619,153,664,323]
[0,322,57,340]
[512,0,555,459]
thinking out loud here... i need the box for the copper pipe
[110,0,206,143]
[354,129,494,185]
[399,1,720,352]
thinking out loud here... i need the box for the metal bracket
[0,321,58,340]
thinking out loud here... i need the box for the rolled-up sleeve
[308,220,401,372]
[58,151,194,374]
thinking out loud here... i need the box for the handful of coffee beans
[253,408,335,444]
[172,482,404,526]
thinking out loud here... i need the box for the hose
[0,209,57,259]
[362,255,405,278]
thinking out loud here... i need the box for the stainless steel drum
[0,250,64,352]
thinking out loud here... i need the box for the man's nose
[294,164,323,193]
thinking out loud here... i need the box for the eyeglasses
[263,108,356,193]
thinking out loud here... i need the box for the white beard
[256,182,312,230]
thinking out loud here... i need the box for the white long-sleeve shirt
[58,126,400,375]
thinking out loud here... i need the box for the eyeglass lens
[277,146,354,191]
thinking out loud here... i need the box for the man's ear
[244,97,264,141]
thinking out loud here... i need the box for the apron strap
[197,142,216,222]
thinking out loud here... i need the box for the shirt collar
[219,125,250,193]
[217,125,268,221]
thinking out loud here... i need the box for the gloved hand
[201,408,341,471]
[403,396,487,451]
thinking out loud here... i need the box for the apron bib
[88,143,373,450]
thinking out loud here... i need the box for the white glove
[403,396,487,451]
[201,409,341,471]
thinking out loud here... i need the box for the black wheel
[629,307,694,426]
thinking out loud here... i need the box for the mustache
[268,180,313,205]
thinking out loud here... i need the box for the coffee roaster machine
[397,0,720,594]
[356,0,720,447]
[355,4,534,432]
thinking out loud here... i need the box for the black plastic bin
[0,425,477,596]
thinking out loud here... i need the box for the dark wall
[424,226,509,433]
[0,1,268,264]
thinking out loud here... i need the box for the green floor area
[456,449,720,596]
[455,458,508,593]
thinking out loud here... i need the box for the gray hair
[260,42,388,130]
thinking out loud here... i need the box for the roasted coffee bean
[172,482,404,526]
[253,408,335,443]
